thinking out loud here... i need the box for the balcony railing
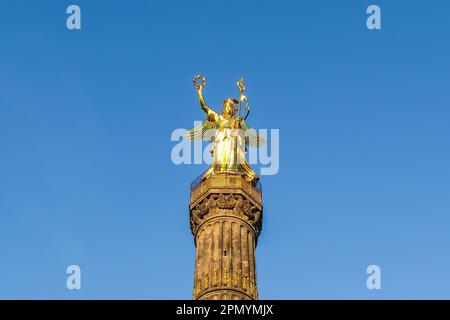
[190,169,262,192]
[190,170,207,191]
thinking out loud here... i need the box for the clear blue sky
[0,0,449,299]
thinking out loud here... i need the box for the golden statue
[188,75,265,184]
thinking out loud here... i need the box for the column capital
[189,174,263,242]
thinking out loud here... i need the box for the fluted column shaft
[194,216,257,300]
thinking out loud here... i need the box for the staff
[237,78,250,120]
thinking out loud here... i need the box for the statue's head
[222,98,238,118]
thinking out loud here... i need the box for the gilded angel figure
[187,76,265,184]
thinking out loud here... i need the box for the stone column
[189,174,263,300]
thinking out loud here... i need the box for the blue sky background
[0,0,449,299]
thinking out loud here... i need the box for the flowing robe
[203,117,257,183]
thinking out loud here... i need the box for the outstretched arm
[196,86,218,122]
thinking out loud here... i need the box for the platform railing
[190,169,262,192]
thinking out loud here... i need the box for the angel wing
[185,119,219,141]
[238,117,267,147]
